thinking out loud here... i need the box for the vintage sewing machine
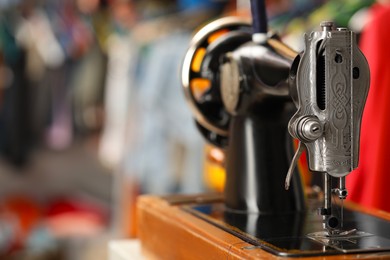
[137,1,390,258]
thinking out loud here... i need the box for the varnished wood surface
[137,194,390,259]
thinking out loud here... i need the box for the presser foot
[313,228,359,238]
[326,228,357,237]
[307,229,374,251]
[319,208,346,237]
[318,204,361,238]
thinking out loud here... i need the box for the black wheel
[181,17,252,147]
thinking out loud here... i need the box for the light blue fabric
[178,0,225,12]
[124,31,205,194]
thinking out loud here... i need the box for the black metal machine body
[182,17,305,215]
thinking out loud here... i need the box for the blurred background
[0,0,382,259]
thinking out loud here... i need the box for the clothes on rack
[270,0,374,50]
[0,1,111,156]
[98,31,138,169]
[0,10,31,166]
[99,2,228,194]
[121,30,205,194]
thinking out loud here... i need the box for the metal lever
[285,116,323,190]
[285,141,304,190]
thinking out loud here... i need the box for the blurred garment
[347,3,390,212]
[72,43,107,134]
[42,1,104,149]
[177,0,227,11]
[0,13,31,166]
[99,32,137,168]
[123,31,205,194]
[15,8,68,147]
[276,0,374,51]
[43,62,74,150]
[16,9,65,82]
[72,9,110,135]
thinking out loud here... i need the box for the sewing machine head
[287,21,370,234]
[288,21,369,178]
[182,13,369,236]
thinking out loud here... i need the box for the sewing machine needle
[341,198,344,229]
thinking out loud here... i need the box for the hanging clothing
[72,10,110,135]
[347,4,390,212]
[123,31,205,194]
[99,32,137,169]
[15,8,66,145]
[0,12,32,166]
[278,0,374,51]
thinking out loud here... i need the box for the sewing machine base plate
[183,200,390,257]
[137,194,390,259]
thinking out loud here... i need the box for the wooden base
[137,194,390,259]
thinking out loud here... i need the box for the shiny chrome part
[324,173,332,212]
[220,53,241,115]
[322,173,334,231]
[295,116,323,142]
[288,22,370,178]
[320,21,334,31]
[181,17,250,137]
[337,177,347,228]
[308,229,368,239]
[285,116,323,190]
[288,22,370,235]
[335,177,348,200]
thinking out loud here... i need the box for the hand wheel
[181,17,252,147]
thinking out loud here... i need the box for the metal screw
[321,21,334,31]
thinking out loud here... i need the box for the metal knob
[296,116,323,142]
